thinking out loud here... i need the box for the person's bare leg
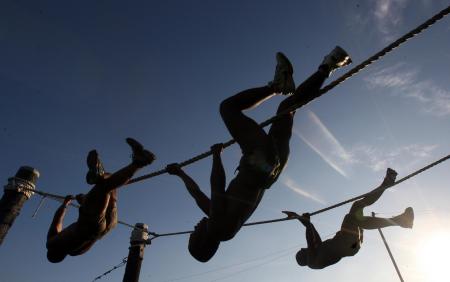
[220,86,275,153]
[357,208,414,229]
[349,168,397,215]
[82,138,155,216]
[348,168,413,229]
[269,69,328,168]
[269,46,352,168]
[220,52,294,154]
[94,137,155,193]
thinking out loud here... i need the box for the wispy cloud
[294,110,354,178]
[295,110,438,174]
[346,0,412,43]
[373,0,409,42]
[282,177,326,205]
[349,143,438,172]
[365,63,450,117]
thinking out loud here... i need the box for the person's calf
[391,207,414,228]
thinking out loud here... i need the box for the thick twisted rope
[148,153,450,239]
[127,4,450,185]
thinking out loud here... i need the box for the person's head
[188,217,220,262]
[296,248,308,266]
[47,250,67,263]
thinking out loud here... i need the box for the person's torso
[310,232,362,269]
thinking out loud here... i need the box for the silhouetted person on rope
[46,138,155,263]
[284,168,414,269]
[166,47,352,262]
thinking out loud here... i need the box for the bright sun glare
[416,230,450,282]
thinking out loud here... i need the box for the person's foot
[381,168,398,187]
[126,138,156,167]
[86,150,105,185]
[269,52,295,95]
[393,207,414,228]
[320,46,352,75]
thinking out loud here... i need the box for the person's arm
[209,143,226,220]
[167,163,210,216]
[210,144,225,196]
[282,211,322,248]
[47,196,73,240]
[75,193,86,205]
[303,217,322,250]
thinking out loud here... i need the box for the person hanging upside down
[46,138,155,263]
[283,168,414,269]
[166,46,352,262]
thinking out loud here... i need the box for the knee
[219,99,236,120]
[349,201,365,215]
[278,98,291,111]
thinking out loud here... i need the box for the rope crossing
[126,4,450,185]
[147,153,450,240]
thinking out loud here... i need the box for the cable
[92,257,128,282]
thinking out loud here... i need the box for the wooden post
[0,166,40,245]
[372,212,405,282]
[123,223,149,282]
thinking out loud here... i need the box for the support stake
[123,223,149,282]
[372,212,405,282]
[0,166,40,245]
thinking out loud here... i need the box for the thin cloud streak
[282,177,326,205]
[295,110,437,174]
[349,143,438,172]
[373,0,409,42]
[365,63,450,117]
[295,110,352,178]
[297,133,349,178]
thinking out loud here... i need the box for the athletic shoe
[381,168,398,187]
[86,150,105,185]
[393,207,414,228]
[268,52,295,95]
[320,46,352,75]
[126,138,156,167]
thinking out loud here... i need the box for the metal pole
[0,166,40,245]
[123,223,149,282]
[372,212,405,282]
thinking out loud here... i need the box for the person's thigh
[268,113,294,166]
[340,213,360,235]
[221,105,270,154]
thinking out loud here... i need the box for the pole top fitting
[4,166,40,199]
[130,223,149,245]
[15,166,40,183]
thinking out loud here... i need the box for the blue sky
[1,1,450,281]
